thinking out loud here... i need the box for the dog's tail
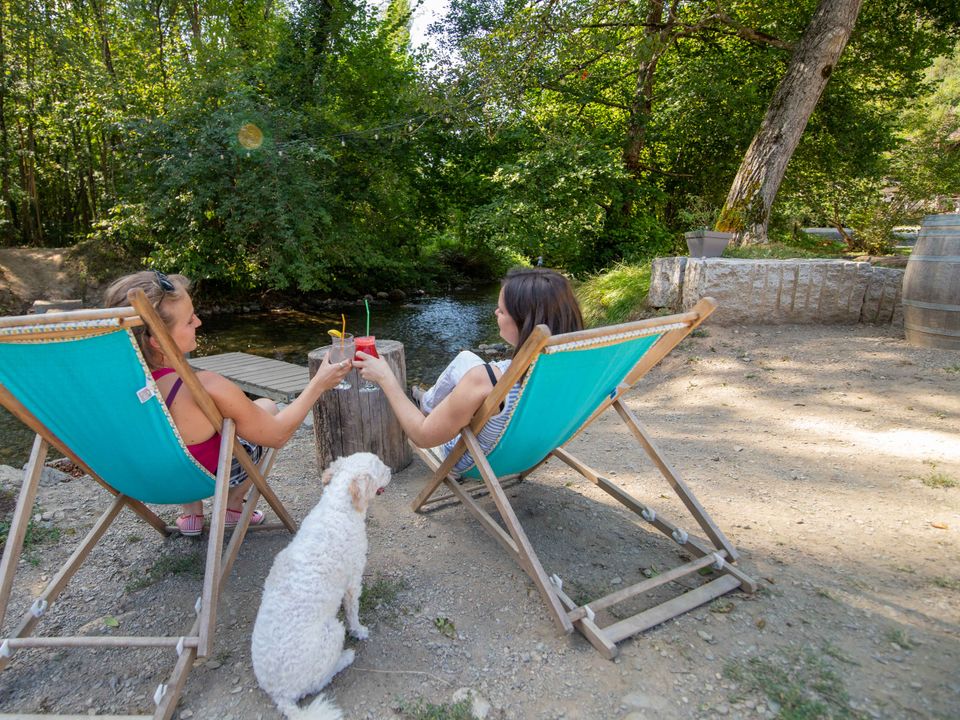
[277,694,343,720]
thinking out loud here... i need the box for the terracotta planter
[685,230,732,258]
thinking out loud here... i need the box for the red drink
[355,336,379,360]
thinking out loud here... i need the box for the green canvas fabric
[460,333,660,479]
[0,329,216,504]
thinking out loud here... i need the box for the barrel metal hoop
[920,213,960,225]
[907,255,960,263]
[904,323,960,338]
[902,299,960,312]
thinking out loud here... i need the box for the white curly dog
[251,452,391,720]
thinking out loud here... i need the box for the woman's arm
[201,354,351,448]
[354,352,493,447]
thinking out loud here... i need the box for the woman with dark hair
[354,267,583,474]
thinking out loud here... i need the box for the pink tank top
[152,368,220,474]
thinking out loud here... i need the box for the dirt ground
[1,321,959,719]
[0,247,83,313]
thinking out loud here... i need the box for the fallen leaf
[103,615,119,628]
[434,616,457,639]
[932,522,948,530]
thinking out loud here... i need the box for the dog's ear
[349,475,370,512]
[323,455,348,486]
[321,467,334,486]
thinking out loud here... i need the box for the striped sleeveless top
[441,370,522,476]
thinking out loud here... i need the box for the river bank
[1,322,958,719]
[0,246,488,318]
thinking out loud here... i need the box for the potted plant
[678,199,733,257]
[684,226,733,257]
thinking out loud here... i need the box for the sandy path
[0,247,81,308]
[0,322,957,719]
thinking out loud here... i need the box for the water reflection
[0,286,502,467]
[195,286,502,386]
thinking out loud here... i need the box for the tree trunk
[154,0,168,93]
[83,125,97,222]
[0,4,15,238]
[16,120,42,245]
[187,0,202,50]
[717,0,863,244]
[89,0,117,79]
[622,1,671,180]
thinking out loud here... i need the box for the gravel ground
[1,322,958,720]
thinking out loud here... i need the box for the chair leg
[551,582,619,659]
[462,430,573,635]
[613,399,739,560]
[0,435,48,627]
[240,442,293,533]
[552,446,757,594]
[0,431,273,717]
[546,440,757,652]
[220,439,279,581]
[197,425,234,657]
[0,494,126,671]
[123,496,172,537]
[221,487,259,579]
[151,613,201,720]
[155,498,262,719]
[410,439,466,511]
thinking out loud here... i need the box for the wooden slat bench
[188,352,310,403]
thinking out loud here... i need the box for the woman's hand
[313,353,352,391]
[202,352,352,450]
[353,351,397,389]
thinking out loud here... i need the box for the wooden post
[308,339,412,473]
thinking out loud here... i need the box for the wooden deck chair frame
[410,298,756,659]
[0,290,296,719]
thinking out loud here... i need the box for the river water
[0,285,502,467]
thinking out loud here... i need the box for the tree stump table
[308,339,412,473]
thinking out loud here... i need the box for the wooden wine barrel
[308,339,412,473]
[902,213,960,349]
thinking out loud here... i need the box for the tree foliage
[0,0,956,295]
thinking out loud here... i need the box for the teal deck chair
[0,291,296,720]
[411,298,756,658]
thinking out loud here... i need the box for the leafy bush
[424,230,529,287]
[462,130,674,274]
[128,95,336,291]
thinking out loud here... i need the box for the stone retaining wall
[648,258,904,325]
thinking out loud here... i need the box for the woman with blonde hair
[103,270,352,535]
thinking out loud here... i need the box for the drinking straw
[340,313,346,349]
[364,299,370,337]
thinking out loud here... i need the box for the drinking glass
[328,333,355,390]
[354,336,379,392]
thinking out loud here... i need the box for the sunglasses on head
[153,270,175,292]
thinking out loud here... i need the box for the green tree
[434,0,956,266]
[384,0,412,55]
[890,42,960,211]
[718,0,864,244]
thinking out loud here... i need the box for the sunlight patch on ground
[786,418,960,463]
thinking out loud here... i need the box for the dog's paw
[350,625,369,640]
